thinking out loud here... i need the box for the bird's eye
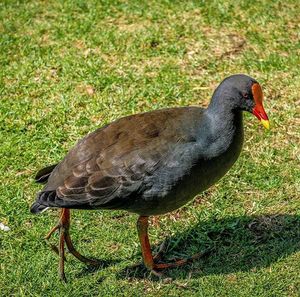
[242,93,249,98]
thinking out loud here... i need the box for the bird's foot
[45,225,101,266]
[45,223,67,261]
[130,240,167,269]
[45,209,102,282]
[150,250,210,277]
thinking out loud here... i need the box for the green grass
[1,0,299,296]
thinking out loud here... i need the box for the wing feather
[36,107,203,209]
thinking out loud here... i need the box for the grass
[0,0,299,296]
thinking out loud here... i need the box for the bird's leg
[45,208,100,281]
[45,224,60,240]
[58,216,67,282]
[137,216,155,271]
[44,208,68,241]
[137,216,205,276]
[44,209,67,259]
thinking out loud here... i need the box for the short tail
[35,164,57,184]
[31,164,57,214]
[30,202,49,214]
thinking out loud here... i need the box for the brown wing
[37,107,203,209]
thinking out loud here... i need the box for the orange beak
[251,83,270,130]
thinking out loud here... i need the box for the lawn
[0,0,299,296]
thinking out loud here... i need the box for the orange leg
[137,216,155,270]
[137,216,204,276]
[45,208,100,282]
[59,223,67,282]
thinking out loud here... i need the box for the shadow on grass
[75,259,121,279]
[116,214,300,280]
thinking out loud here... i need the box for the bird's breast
[127,118,244,216]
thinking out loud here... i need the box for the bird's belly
[125,134,243,216]
[136,161,235,215]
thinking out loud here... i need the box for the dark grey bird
[31,74,269,281]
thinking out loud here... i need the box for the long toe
[64,233,101,266]
[153,250,210,271]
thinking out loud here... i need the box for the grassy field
[1,0,299,296]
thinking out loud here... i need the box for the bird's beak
[251,83,270,130]
[252,104,270,129]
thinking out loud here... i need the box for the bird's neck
[207,86,237,112]
[195,97,243,159]
[206,93,242,125]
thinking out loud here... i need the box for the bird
[31,74,270,281]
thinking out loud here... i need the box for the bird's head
[213,74,270,129]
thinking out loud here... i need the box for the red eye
[243,93,249,98]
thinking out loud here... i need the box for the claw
[137,216,209,275]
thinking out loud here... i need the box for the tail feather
[32,164,57,214]
[31,190,60,214]
[30,202,49,214]
[35,164,57,184]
